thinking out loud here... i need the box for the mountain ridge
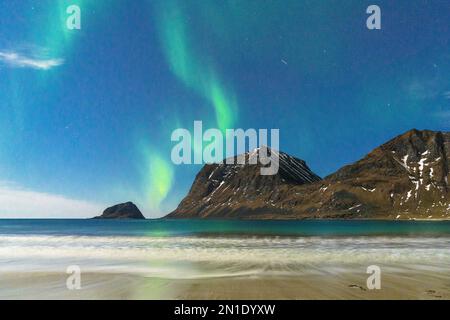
[167,129,450,220]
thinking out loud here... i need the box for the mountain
[94,202,145,219]
[167,129,450,220]
[167,147,321,218]
[318,129,450,219]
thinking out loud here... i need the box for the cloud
[0,182,104,218]
[0,51,64,70]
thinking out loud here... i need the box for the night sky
[0,0,449,218]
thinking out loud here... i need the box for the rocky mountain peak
[167,147,321,218]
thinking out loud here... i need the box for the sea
[0,219,450,280]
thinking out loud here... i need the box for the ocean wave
[1,235,450,279]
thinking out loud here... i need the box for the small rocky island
[94,202,145,219]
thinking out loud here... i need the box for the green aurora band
[137,140,175,212]
[154,0,238,132]
[141,0,242,211]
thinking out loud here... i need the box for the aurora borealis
[0,0,450,217]
[155,0,237,132]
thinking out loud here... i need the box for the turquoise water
[1,219,450,281]
[1,219,450,237]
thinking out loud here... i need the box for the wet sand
[1,269,449,300]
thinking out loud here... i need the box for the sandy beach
[1,268,449,300]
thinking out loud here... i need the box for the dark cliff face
[167,130,450,220]
[167,147,321,218]
[95,202,145,219]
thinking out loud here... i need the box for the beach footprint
[425,290,442,299]
[348,284,366,291]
